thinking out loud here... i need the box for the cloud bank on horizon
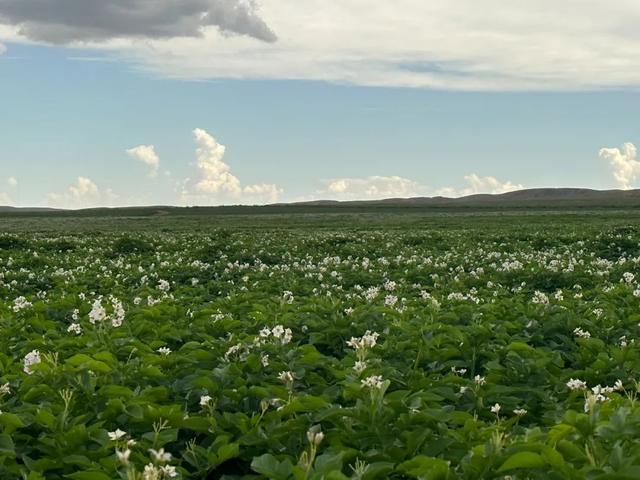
[34,127,530,208]
[6,135,638,208]
[1,1,640,90]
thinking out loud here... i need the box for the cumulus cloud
[7,176,16,187]
[0,0,276,44]
[461,174,522,195]
[47,176,118,208]
[322,176,423,200]
[126,145,160,178]
[318,173,521,201]
[181,128,282,204]
[599,142,640,190]
[0,192,12,205]
[242,183,282,204]
[436,174,523,197]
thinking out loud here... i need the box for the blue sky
[1,1,639,207]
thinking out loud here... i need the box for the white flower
[108,429,127,441]
[384,295,398,307]
[67,323,82,335]
[0,383,10,395]
[307,427,324,446]
[566,378,587,390]
[259,327,271,338]
[346,331,380,351]
[143,463,161,480]
[116,448,131,465]
[531,290,549,305]
[353,361,367,374]
[23,350,41,375]
[160,465,178,478]
[88,299,106,324]
[149,447,172,463]
[111,298,125,327]
[474,375,486,386]
[260,354,269,367]
[361,375,384,389]
[200,395,213,407]
[157,279,171,292]
[573,327,591,338]
[281,290,294,304]
[513,408,527,416]
[490,403,501,414]
[278,371,295,383]
[12,296,32,312]
[281,328,293,345]
[157,347,171,356]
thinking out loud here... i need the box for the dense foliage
[2,220,640,479]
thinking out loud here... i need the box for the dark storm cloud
[0,0,277,43]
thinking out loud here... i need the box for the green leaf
[0,412,25,432]
[251,453,293,480]
[314,451,344,475]
[397,456,451,479]
[0,433,14,455]
[65,471,112,480]
[498,452,546,472]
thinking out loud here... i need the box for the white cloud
[126,145,160,178]
[599,142,640,190]
[47,176,118,208]
[243,183,283,204]
[319,173,521,201]
[3,1,640,89]
[322,176,423,200]
[7,176,17,187]
[462,174,523,195]
[0,42,5,55]
[436,174,523,197]
[180,128,282,204]
[0,192,12,205]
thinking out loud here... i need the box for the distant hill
[2,188,640,216]
[281,188,640,208]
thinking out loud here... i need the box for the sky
[1,1,640,207]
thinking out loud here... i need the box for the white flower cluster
[67,323,82,335]
[346,330,380,352]
[361,375,384,389]
[23,349,41,375]
[573,327,591,338]
[12,296,32,312]
[88,297,125,328]
[157,279,171,292]
[281,290,294,304]
[531,290,550,305]
[566,378,624,412]
[258,325,293,345]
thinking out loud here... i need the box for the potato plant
[1,223,640,479]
